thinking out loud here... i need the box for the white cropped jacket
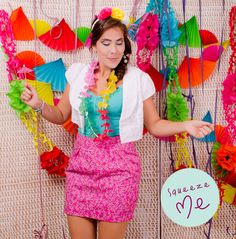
[66,63,155,143]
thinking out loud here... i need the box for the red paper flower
[40,146,69,177]
[216,145,236,171]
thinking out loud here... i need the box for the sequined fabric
[64,134,141,222]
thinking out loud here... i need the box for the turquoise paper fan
[196,111,216,142]
[33,58,67,92]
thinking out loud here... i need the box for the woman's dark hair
[90,16,132,81]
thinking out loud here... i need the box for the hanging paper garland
[0,9,68,177]
[136,12,159,71]
[222,6,236,143]
[29,19,51,37]
[39,18,83,51]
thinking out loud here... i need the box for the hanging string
[91,0,96,20]
[217,0,226,71]
[130,0,142,21]
[39,0,59,25]
[32,0,48,237]
[198,0,205,95]
[182,0,194,119]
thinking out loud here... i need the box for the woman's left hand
[183,120,214,138]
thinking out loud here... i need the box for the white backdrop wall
[0,0,235,238]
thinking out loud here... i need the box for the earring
[123,54,128,64]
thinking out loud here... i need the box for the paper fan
[178,16,201,48]
[145,64,167,92]
[74,27,91,44]
[199,30,218,46]
[33,58,67,92]
[62,117,78,135]
[202,45,225,62]
[196,111,216,142]
[39,18,83,51]
[29,19,51,37]
[16,51,45,80]
[26,80,54,105]
[10,7,34,40]
[178,57,216,88]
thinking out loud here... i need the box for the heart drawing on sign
[176,195,193,219]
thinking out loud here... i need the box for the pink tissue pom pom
[97,8,112,20]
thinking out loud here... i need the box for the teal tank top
[78,86,123,137]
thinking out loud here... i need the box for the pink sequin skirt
[64,134,141,222]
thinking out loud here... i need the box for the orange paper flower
[216,145,236,171]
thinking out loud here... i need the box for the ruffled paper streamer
[6,80,31,116]
[0,10,22,81]
[136,13,159,71]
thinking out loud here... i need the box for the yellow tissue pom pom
[111,8,124,21]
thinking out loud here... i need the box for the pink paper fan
[39,18,83,51]
[202,45,224,62]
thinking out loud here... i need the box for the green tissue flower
[6,80,31,117]
[167,92,189,121]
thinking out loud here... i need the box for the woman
[21,8,213,239]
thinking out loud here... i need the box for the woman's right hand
[20,82,42,109]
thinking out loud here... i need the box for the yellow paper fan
[29,19,51,37]
[26,80,54,106]
[222,183,236,205]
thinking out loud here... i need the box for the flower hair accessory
[91,7,125,30]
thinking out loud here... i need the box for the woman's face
[93,27,125,70]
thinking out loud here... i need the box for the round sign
[161,168,219,227]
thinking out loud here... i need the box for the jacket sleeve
[141,72,156,100]
[65,63,84,85]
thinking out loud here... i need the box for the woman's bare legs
[67,216,97,239]
[98,221,129,239]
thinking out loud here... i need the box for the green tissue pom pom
[6,80,31,117]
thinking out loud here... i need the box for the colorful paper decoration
[145,64,166,92]
[40,146,69,177]
[39,18,83,51]
[199,29,218,46]
[74,26,91,44]
[136,12,159,70]
[178,57,216,88]
[62,117,78,135]
[29,19,51,37]
[26,80,54,106]
[16,51,45,80]
[6,80,31,116]
[33,58,67,92]
[10,7,34,40]
[202,45,225,62]
[196,111,216,142]
[178,16,201,48]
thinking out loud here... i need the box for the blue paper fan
[33,58,67,92]
[196,111,216,142]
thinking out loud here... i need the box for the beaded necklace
[79,61,119,140]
